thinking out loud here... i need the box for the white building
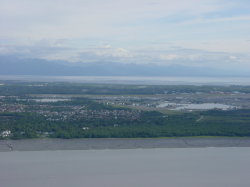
[1,130,12,137]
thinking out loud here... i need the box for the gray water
[1,147,250,187]
[1,75,250,85]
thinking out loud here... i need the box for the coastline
[1,137,250,152]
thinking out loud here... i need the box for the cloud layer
[0,0,250,72]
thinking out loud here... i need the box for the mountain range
[0,55,248,77]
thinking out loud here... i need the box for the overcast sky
[0,0,250,70]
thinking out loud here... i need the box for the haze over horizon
[0,0,250,76]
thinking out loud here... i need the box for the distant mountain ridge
[0,55,248,77]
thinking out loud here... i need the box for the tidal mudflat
[1,138,250,152]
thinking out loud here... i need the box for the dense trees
[1,109,250,139]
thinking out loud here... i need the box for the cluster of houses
[0,103,25,113]
[37,108,141,121]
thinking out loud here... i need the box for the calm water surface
[1,147,250,187]
[1,75,250,85]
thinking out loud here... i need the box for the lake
[157,102,235,110]
[1,147,250,187]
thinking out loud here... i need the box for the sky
[0,0,250,70]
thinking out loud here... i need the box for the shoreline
[1,137,250,152]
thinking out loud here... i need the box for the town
[1,81,250,139]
